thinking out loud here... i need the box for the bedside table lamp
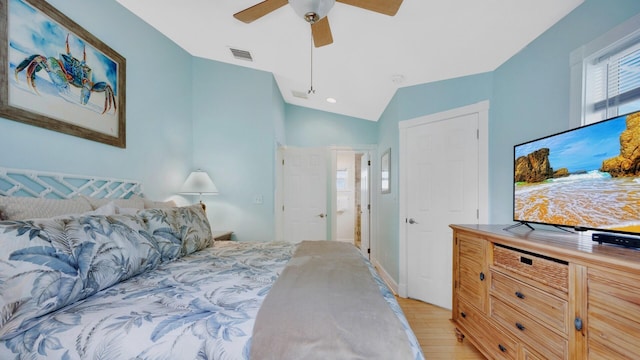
[179,169,219,210]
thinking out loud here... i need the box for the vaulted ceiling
[116,0,584,121]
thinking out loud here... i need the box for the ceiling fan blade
[233,0,288,23]
[336,0,403,16]
[311,16,333,48]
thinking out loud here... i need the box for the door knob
[408,218,418,224]
[317,213,326,218]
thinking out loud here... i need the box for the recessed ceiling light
[326,97,337,103]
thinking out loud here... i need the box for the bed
[0,167,425,359]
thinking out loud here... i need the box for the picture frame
[0,0,126,148]
[381,148,391,194]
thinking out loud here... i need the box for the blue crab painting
[14,34,116,115]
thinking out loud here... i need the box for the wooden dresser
[451,224,640,359]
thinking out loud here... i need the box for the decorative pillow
[82,195,144,211]
[177,204,213,255]
[86,201,118,215]
[0,214,161,340]
[143,198,177,209]
[139,204,213,260]
[0,196,92,220]
[115,205,140,215]
[137,208,182,262]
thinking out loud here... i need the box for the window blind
[593,41,640,111]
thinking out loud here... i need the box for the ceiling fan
[234,0,404,48]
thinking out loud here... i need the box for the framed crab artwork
[0,0,126,148]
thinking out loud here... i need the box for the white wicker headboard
[0,167,142,199]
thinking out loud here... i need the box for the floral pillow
[0,214,161,340]
[138,204,213,260]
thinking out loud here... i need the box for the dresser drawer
[522,347,545,360]
[493,244,568,293]
[457,232,487,309]
[490,296,567,360]
[587,267,640,359]
[457,299,517,360]
[491,270,569,334]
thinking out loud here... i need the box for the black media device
[592,233,640,249]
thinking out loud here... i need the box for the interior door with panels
[282,147,328,243]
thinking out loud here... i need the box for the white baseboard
[371,256,398,295]
[397,283,408,298]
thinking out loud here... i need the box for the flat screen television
[512,110,640,235]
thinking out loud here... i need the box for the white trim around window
[570,12,640,128]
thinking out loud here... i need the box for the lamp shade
[289,0,335,22]
[179,170,219,195]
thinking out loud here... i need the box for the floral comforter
[0,241,293,359]
[1,239,422,359]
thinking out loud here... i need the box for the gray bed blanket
[250,241,416,360]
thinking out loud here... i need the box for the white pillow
[143,198,177,209]
[115,205,140,215]
[87,201,118,215]
[82,195,144,210]
[0,196,92,220]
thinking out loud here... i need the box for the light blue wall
[375,73,494,280]
[191,57,285,242]
[489,0,640,223]
[0,0,193,200]
[284,104,378,241]
[5,0,640,285]
[0,1,286,243]
[372,0,640,284]
[285,104,378,146]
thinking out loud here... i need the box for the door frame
[276,145,378,249]
[397,101,490,298]
[275,145,284,242]
[329,145,379,258]
[329,145,377,256]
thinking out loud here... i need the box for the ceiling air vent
[292,90,308,99]
[229,47,253,61]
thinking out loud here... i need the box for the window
[571,13,640,126]
[336,169,348,191]
[584,40,640,123]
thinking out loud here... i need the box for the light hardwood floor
[397,297,485,360]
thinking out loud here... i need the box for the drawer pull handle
[575,317,583,331]
[479,272,485,281]
[461,312,467,318]
[516,322,526,331]
[515,291,525,299]
[520,256,533,265]
[498,344,507,352]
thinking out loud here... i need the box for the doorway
[276,146,374,252]
[398,101,489,309]
[333,149,372,258]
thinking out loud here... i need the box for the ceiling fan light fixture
[289,0,335,23]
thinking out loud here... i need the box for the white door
[404,111,480,309]
[282,147,328,243]
[360,153,371,258]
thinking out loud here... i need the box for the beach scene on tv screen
[514,112,640,233]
